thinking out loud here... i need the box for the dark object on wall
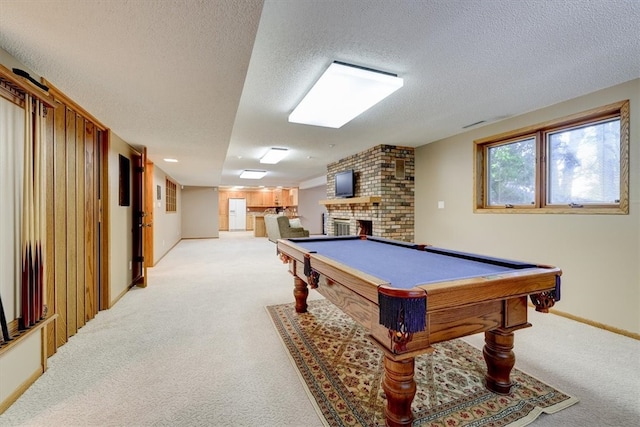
[335,169,355,198]
[119,155,131,206]
[0,294,11,343]
[12,68,50,92]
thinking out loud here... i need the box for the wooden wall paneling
[75,116,86,329]
[54,105,68,347]
[65,109,77,338]
[28,80,110,353]
[85,122,97,321]
[44,108,57,357]
[99,131,110,310]
[44,78,109,323]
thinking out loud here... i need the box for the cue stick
[0,293,11,342]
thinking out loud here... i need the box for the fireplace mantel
[319,196,381,206]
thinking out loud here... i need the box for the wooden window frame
[166,179,177,212]
[474,100,629,214]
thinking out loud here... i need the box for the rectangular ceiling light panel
[288,61,403,129]
[260,148,289,164]
[240,170,267,179]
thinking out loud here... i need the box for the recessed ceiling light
[288,61,403,128]
[260,148,289,164]
[240,170,267,179]
[164,158,178,163]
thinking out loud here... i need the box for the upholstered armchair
[264,214,309,243]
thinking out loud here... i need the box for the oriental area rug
[267,299,578,427]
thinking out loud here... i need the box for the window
[486,136,536,207]
[474,100,629,214]
[166,179,177,212]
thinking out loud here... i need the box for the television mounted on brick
[335,169,355,198]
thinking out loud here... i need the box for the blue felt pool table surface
[291,237,538,290]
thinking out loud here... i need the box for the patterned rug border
[267,300,578,427]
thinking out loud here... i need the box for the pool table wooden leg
[483,329,515,394]
[382,356,415,427]
[293,276,308,313]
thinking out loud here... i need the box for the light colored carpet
[0,232,638,426]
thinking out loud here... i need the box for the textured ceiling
[1,0,639,188]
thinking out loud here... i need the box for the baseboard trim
[548,307,639,340]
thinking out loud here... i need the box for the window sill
[473,206,627,215]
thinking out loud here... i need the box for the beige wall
[298,185,326,235]
[415,79,640,335]
[108,132,135,304]
[0,47,38,79]
[181,186,219,239]
[152,165,182,264]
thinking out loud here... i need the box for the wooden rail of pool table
[276,237,561,427]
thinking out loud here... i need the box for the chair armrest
[286,228,309,238]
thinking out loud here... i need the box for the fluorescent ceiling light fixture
[288,61,403,128]
[239,170,267,179]
[163,158,178,163]
[260,148,289,164]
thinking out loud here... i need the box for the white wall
[181,186,219,239]
[152,165,182,264]
[108,132,135,304]
[0,47,39,80]
[415,79,640,335]
[298,185,326,235]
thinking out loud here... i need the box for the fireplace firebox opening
[358,220,372,236]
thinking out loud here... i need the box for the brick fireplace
[321,145,414,242]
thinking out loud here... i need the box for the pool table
[277,235,561,427]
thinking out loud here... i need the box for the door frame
[143,152,155,271]
[131,149,145,287]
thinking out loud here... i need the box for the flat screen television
[335,169,355,198]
